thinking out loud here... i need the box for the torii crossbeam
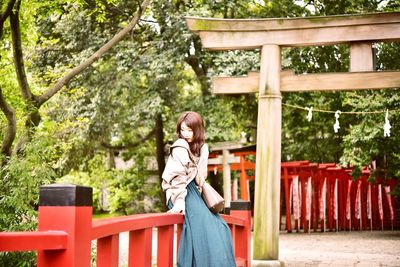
[186,12,400,266]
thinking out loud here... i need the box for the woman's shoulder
[171,138,190,149]
[169,139,192,164]
[201,143,209,152]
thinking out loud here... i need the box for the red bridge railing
[0,184,251,267]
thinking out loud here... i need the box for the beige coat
[161,138,209,213]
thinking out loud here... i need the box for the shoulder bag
[201,182,225,214]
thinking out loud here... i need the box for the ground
[279,230,400,267]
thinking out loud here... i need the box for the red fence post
[157,225,174,267]
[282,167,292,232]
[128,228,152,266]
[37,184,92,267]
[97,234,119,267]
[230,200,251,267]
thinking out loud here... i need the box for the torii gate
[186,12,400,266]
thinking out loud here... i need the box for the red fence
[0,184,251,267]
[209,149,399,233]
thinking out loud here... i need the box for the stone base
[251,260,285,267]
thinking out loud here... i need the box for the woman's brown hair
[176,111,205,156]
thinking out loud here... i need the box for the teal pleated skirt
[168,180,237,267]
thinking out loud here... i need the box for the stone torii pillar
[253,44,281,262]
[186,12,400,266]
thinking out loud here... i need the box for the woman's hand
[167,206,185,215]
[196,175,206,188]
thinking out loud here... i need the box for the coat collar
[170,138,190,150]
[170,138,208,164]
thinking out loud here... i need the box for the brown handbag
[201,182,225,214]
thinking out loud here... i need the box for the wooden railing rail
[0,231,68,251]
[91,213,183,239]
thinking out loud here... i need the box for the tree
[0,0,150,164]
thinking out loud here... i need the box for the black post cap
[39,184,93,207]
[224,207,231,215]
[230,200,251,210]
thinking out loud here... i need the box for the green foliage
[0,132,57,265]
[58,153,160,214]
[341,88,400,179]
[0,251,36,267]
[0,136,57,230]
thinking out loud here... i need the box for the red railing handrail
[0,230,68,252]
[0,213,248,252]
[220,214,247,226]
[91,212,183,240]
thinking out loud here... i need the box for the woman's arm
[195,144,209,187]
[165,147,196,214]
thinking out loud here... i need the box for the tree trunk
[107,148,116,169]
[155,113,166,207]
[10,0,35,103]
[13,110,42,156]
[10,0,42,155]
[185,37,210,96]
[0,87,16,164]
[0,0,16,39]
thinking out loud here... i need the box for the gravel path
[279,230,400,267]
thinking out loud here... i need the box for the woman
[162,111,236,267]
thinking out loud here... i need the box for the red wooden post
[300,172,307,232]
[128,228,152,266]
[37,184,92,267]
[97,234,119,267]
[176,223,182,256]
[282,167,292,232]
[157,225,174,267]
[338,169,346,230]
[230,200,251,267]
[311,168,318,232]
[318,167,325,231]
[360,177,368,230]
[327,173,334,230]
[359,179,367,230]
[239,155,249,201]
